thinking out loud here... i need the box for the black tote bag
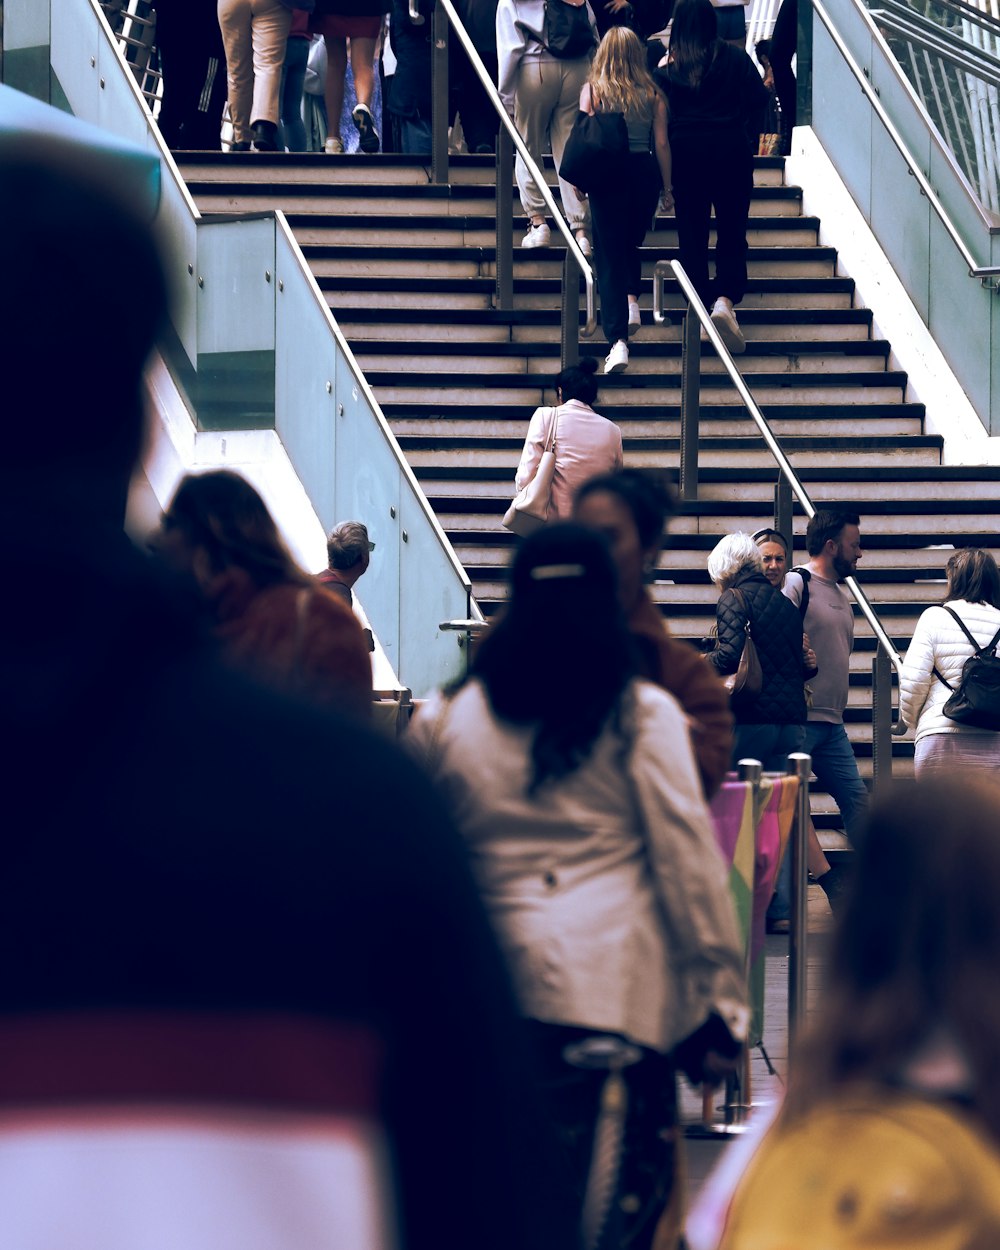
[559,110,629,192]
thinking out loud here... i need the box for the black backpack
[932,606,1000,731]
[543,0,596,58]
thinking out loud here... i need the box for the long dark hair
[164,470,307,590]
[472,524,637,792]
[787,777,1000,1145]
[668,0,718,87]
[944,548,1000,609]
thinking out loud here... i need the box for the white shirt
[407,678,747,1053]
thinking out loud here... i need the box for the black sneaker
[251,120,278,152]
[352,103,380,154]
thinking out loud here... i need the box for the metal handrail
[868,2,1000,88]
[888,0,1000,40]
[417,0,597,341]
[814,0,1000,285]
[652,258,907,683]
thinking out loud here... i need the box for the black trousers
[153,0,229,150]
[589,151,661,345]
[671,131,754,307]
[770,0,798,153]
[525,1020,679,1250]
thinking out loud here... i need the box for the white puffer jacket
[899,599,1000,742]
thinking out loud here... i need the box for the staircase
[177,149,1000,829]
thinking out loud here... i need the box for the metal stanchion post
[728,758,762,1126]
[786,752,812,1059]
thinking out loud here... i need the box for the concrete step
[356,339,890,377]
[416,466,1000,501]
[341,308,875,345]
[370,373,910,407]
[178,150,790,190]
[398,440,942,472]
[324,279,859,313]
[389,409,924,439]
[190,181,804,218]
[306,245,838,282]
[291,214,821,249]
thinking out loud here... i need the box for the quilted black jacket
[707,568,808,724]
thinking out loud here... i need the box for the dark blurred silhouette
[0,137,572,1250]
[707,777,1000,1248]
[574,469,733,798]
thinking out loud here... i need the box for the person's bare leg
[324,36,348,144]
[349,36,377,107]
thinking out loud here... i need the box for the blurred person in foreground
[689,776,1000,1248]
[408,523,748,1250]
[574,469,733,797]
[152,470,373,717]
[0,137,571,1250]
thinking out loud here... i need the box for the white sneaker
[575,231,591,257]
[522,221,551,248]
[604,340,629,374]
[710,300,746,355]
[324,136,345,154]
[627,300,641,336]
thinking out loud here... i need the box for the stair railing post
[774,477,793,556]
[871,643,893,797]
[786,752,811,1062]
[679,305,701,503]
[561,250,580,371]
[495,126,514,311]
[430,0,450,185]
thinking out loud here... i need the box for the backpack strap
[932,606,1000,691]
[940,605,1000,657]
[790,567,811,620]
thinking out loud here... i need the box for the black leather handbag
[559,110,629,192]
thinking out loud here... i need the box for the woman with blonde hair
[899,547,1000,776]
[578,26,672,374]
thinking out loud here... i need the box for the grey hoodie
[495,0,598,112]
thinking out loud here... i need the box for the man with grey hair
[319,520,374,608]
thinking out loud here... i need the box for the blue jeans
[731,722,806,773]
[399,111,433,155]
[803,721,869,847]
[279,36,309,151]
[768,720,868,923]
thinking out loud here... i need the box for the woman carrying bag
[408,524,747,1250]
[899,548,1000,777]
[510,358,622,526]
[575,26,672,375]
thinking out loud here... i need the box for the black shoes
[229,140,251,152]
[251,120,279,152]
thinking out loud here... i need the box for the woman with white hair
[707,532,845,928]
[706,531,810,771]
